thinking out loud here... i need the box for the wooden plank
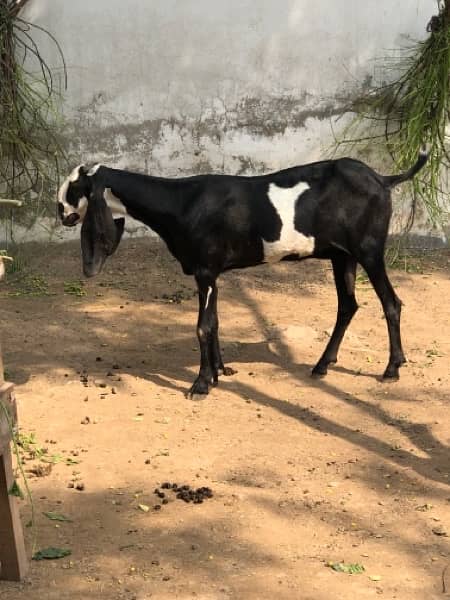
[0,342,3,384]
[0,343,28,580]
[0,444,28,580]
[0,383,17,451]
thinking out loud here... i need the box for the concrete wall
[17,0,446,243]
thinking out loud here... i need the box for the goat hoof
[312,358,336,379]
[382,363,401,380]
[189,392,208,401]
[311,366,328,378]
[382,371,400,382]
[311,372,326,380]
[187,378,210,399]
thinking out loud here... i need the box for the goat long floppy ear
[81,185,124,277]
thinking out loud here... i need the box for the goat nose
[62,213,79,227]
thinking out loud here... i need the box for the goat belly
[221,235,265,271]
[262,181,315,263]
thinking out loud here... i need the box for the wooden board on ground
[0,348,28,581]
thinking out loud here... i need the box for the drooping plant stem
[0,0,67,227]
[336,1,450,227]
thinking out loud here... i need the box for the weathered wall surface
[17,0,445,243]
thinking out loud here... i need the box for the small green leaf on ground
[41,453,63,464]
[64,281,86,297]
[416,503,433,511]
[327,562,365,574]
[32,547,71,560]
[8,480,24,499]
[43,511,73,522]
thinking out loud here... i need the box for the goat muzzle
[62,213,80,227]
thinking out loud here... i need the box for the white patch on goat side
[205,286,213,310]
[263,181,315,262]
[103,188,128,218]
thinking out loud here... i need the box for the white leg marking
[263,181,315,262]
[205,286,213,310]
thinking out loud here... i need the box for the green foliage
[385,246,425,273]
[43,511,73,522]
[327,562,366,574]
[0,1,67,225]
[335,4,450,226]
[5,253,25,274]
[64,280,86,297]
[32,547,71,561]
[0,400,37,550]
[16,430,46,458]
[8,479,24,499]
[7,274,50,296]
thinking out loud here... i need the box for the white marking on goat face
[205,286,213,310]
[57,164,87,224]
[263,181,315,262]
[58,165,82,204]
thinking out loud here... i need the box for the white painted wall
[22,1,433,169]
[14,0,445,243]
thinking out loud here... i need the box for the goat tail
[382,149,428,188]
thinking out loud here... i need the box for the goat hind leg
[362,258,406,380]
[312,255,358,377]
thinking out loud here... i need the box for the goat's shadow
[136,277,450,492]
[3,239,449,493]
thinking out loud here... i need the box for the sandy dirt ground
[0,237,449,600]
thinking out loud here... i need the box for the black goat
[58,152,427,397]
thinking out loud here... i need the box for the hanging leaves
[335,1,450,226]
[0,0,67,224]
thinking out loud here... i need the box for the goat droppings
[155,482,213,506]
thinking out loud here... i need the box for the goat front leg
[188,273,219,398]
